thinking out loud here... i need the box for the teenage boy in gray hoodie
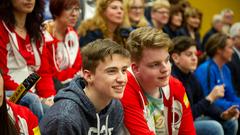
[40,39,131,135]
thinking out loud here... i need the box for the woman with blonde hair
[124,0,148,29]
[150,0,170,30]
[78,0,130,47]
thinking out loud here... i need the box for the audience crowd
[0,0,240,135]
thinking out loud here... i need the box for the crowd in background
[0,0,240,134]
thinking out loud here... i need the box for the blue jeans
[6,91,44,121]
[195,116,238,135]
[220,119,238,135]
[194,119,224,135]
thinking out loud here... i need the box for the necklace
[15,25,26,33]
[15,25,27,39]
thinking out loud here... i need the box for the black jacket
[171,64,223,120]
[227,48,240,96]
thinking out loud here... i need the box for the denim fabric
[195,116,238,135]
[6,91,44,121]
[194,119,224,135]
[220,119,238,135]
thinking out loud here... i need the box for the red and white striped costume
[0,20,56,98]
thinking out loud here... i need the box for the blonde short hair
[126,27,173,62]
[151,0,170,12]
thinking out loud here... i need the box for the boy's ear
[83,69,93,83]
[171,53,179,64]
[131,62,139,74]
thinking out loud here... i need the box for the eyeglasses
[154,10,169,15]
[64,7,82,14]
[130,6,144,11]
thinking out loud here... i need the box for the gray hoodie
[40,77,124,135]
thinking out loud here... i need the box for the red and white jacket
[7,101,40,135]
[121,70,196,135]
[44,21,82,83]
[0,21,56,98]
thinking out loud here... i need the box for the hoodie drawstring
[105,115,109,135]
[96,113,110,135]
[172,96,175,134]
[96,113,100,135]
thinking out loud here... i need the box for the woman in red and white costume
[0,0,56,107]
[43,0,82,90]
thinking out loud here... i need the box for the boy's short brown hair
[170,36,196,54]
[126,27,173,63]
[81,39,130,73]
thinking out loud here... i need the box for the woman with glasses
[43,0,82,90]
[150,0,170,31]
[123,0,148,29]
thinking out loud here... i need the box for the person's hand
[42,96,54,107]
[221,105,239,120]
[206,85,225,103]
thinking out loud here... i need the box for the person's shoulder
[126,71,139,87]
[123,71,143,99]
[119,27,131,38]
[39,104,81,134]
[44,98,80,120]
[223,64,231,74]
[196,60,210,72]
[109,99,123,114]
[112,99,123,108]
[169,76,183,87]
[0,20,10,40]
[0,20,4,31]
[169,77,191,109]
[8,101,33,115]
[8,101,38,122]
[84,29,103,38]
[169,76,186,98]
[41,100,82,125]
[108,100,124,122]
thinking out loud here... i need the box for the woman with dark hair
[0,0,56,119]
[163,4,183,39]
[0,69,40,135]
[43,0,82,90]
[180,7,202,52]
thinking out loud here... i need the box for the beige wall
[188,0,240,36]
